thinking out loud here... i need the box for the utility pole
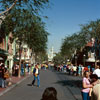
[83,54,86,67]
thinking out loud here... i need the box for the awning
[0,57,3,60]
[13,58,19,62]
[86,59,100,62]
[86,58,95,62]
[0,48,9,56]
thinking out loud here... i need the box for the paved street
[55,71,82,100]
[0,69,82,100]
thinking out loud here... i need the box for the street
[0,69,82,100]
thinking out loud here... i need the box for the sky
[42,0,100,53]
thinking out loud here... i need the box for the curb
[0,75,30,97]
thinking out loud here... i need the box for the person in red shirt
[84,66,89,72]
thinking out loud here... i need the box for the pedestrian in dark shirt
[32,65,40,87]
[76,65,79,76]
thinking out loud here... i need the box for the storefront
[0,48,8,63]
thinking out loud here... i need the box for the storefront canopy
[0,57,3,60]
[13,58,19,62]
[0,48,9,56]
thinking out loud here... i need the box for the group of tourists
[55,64,95,77]
[12,62,31,76]
[0,59,45,88]
[54,63,100,100]
[82,65,100,100]
[1,60,100,100]
[0,60,33,88]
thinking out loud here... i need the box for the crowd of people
[54,64,95,76]
[54,63,100,100]
[1,59,100,100]
[12,62,32,76]
[0,59,49,88]
[0,60,35,88]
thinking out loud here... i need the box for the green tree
[61,19,100,59]
[0,0,49,15]
[0,0,49,53]
[53,53,65,65]
[0,0,50,77]
[80,19,100,40]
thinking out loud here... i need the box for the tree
[61,33,81,58]
[78,19,100,41]
[0,0,17,16]
[53,53,65,65]
[0,0,49,53]
[0,0,49,15]
[61,19,100,60]
[0,0,50,77]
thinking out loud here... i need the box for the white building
[16,43,32,64]
[48,47,54,61]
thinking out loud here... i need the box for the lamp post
[83,54,86,67]
[75,55,77,65]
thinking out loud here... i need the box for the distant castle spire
[48,46,54,61]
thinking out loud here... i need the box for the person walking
[32,64,40,87]
[81,71,93,100]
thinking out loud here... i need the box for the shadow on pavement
[56,71,78,76]
[55,80,82,89]
[27,84,38,87]
[27,84,32,86]
[56,72,68,75]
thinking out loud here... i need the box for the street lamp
[83,54,86,67]
[75,55,77,65]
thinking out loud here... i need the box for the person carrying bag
[4,71,9,79]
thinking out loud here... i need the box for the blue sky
[43,0,100,53]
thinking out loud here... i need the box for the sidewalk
[0,73,31,96]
